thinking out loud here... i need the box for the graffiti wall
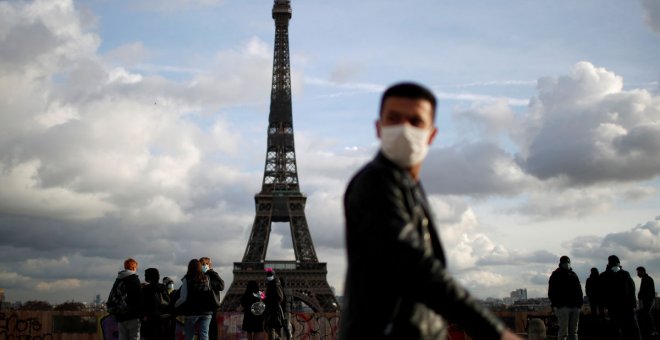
[0,310,340,340]
[0,310,99,340]
[217,312,339,339]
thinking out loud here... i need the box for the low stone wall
[0,310,340,340]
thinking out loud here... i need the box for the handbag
[251,301,265,315]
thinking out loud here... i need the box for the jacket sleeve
[548,271,557,306]
[346,166,505,338]
[175,279,188,308]
[627,274,637,309]
[207,270,225,292]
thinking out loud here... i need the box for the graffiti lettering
[0,312,53,340]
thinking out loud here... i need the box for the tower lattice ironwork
[219,0,338,313]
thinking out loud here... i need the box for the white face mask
[167,283,174,290]
[611,266,620,273]
[380,124,432,168]
[202,265,209,273]
[560,263,571,270]
[266,276,274,282]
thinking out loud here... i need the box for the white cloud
[0,160,117,220]
[36,279,82,291]
[104,42,153,68]
[520,62,660,185]
[453,99,517,138]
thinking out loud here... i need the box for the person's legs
[118,320,128,340]
[208,311,218,340]
[197,315,212,340]
[555,307,570,340]
[568,307,580,340]
[641,300,658,336]
[621,311,642,340]
[184,316,198,340]
[119,319,140,340]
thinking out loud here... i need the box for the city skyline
[1,0,659,304]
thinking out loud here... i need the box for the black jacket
[264,278,284,329]
[638,274,656,303]
[205,269,225,293]
[340,152,505,340]
[585,273,601,304]
[114,270,142,322]
[600,267,637,312]
[175,276,214,316]
[142,282,170,320]
[548,267,583,308]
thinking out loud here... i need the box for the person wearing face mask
[341,82,521,340]
[199,257,224,340]
[548,256,583,340]
[160,276,177,340]
[263,268,285,340]
[163,277,175,295]
[600,255,642,340]
[175,259,217,340]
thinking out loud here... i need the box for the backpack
[107,279,129,315]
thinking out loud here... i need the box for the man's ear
[428,126,438,145]
[375,120,382,139]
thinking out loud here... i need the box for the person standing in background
[586,268,603,316]
[141,268,170,340]
[548,256,583,340]
[200,257,225,340]
[601,255,642,340]
[263,268,284,340]
[175,259,216,340]
[241,280,265,340]
[636,266,658,338]
[107,258,143,340]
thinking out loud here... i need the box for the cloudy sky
[1,0,659,305]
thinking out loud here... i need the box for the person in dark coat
[200,257,225,340]
[141,267,170,340]
[600,255,642,340]
[586,267,604,315]
[548,256,583,340]
[636,266,658,338]
[175,259,216,340]
[280,277,293,340]
[264,268,284,340]
[109,258,143,340]
[341,82,520,340]
[161,276,176,340]
[241,280,265,340]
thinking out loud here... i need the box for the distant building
[510,288,528,302]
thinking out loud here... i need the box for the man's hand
[500,329,523,340]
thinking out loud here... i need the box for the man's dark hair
[379,82,437,121]
[145,267,160,284]
[637,266,646,273]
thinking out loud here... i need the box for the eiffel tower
[219,0,338,313]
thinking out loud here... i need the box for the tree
[54,301,86,311]
[19,300,53,311]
